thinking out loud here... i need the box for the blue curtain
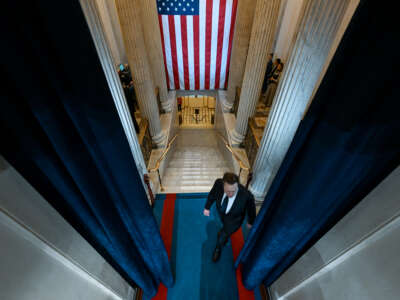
[0,2,172,297]
[236,0,400,289]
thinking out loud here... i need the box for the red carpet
[231,229,256,300]
[148,193,262,300]
[152,194,176,300]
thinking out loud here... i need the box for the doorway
[177,95,216,128]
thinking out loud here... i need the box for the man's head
[277,61,284,71]
[274,58,282,66]
[222,172,239,198]
[268,53,273,61]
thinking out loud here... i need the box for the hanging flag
[157,0,238,90]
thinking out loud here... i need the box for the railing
[148,134,178,192]
[230,86,241,117]
[216,132,252,187]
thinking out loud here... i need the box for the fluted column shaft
[115,0,165,147]
[140,0,171,112]
[224,0,256,112]
[231,0,281,145]
[80,0,150,202]
[249,0,350,199]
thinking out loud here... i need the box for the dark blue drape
[0,2,172,297]
[236,0,400,289]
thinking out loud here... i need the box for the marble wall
[0,157,134,300]
[270,166,400,300]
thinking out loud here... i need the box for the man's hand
[247,223,252,229]
[203,209,210,217]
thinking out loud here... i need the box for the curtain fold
[0,1,172,297]
[236,0,400,289]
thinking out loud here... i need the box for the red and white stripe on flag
[157,0,238,90]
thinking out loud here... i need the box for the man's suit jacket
[205,179,256,235]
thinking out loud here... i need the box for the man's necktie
[221,196,228,214]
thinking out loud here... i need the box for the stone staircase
[161,130,232,193]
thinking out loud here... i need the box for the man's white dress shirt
[221,190,238,214]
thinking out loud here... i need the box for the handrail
[216,132,250,171]
[148,134,178,172]
[217,132,253,186]
[148,134,178,192]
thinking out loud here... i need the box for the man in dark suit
[203,172,256,262]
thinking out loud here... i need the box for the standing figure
[264,59,284,107]
[261,53,274,94]
[203,173,256,262]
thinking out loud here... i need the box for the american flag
[157,0,238,90]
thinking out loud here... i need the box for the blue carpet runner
[144,193,263,300]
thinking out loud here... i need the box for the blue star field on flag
[157,0,199,16]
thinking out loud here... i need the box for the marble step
[160,142,231,193]
[173,147,220,151]
[160,185,213,193]
[175,146,218,151]
[170,153,224,158]
[162,174,221,180]
[173,149,220,154]
[168,159,227,165]
[162,179,216,186]
[164,167,229,173]
[171,153,222,159]
[168,161,229,168]
[163,171,220,177]
[171,152,221,157]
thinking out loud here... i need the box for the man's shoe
[212,246,221,262]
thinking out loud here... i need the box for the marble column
[249,0,350,200]
[224,0,256,112]
[230,0,281,145]
[115,0,165,147]
[139,0,171,112]
[79,0,149,204]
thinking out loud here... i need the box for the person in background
[261,53,274,95]
[122,64,132,82]
[128,80,138,110]
[177,97,182,111]
[123,81,140,133]
[117,64,132,86]
[264,59,284,107]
